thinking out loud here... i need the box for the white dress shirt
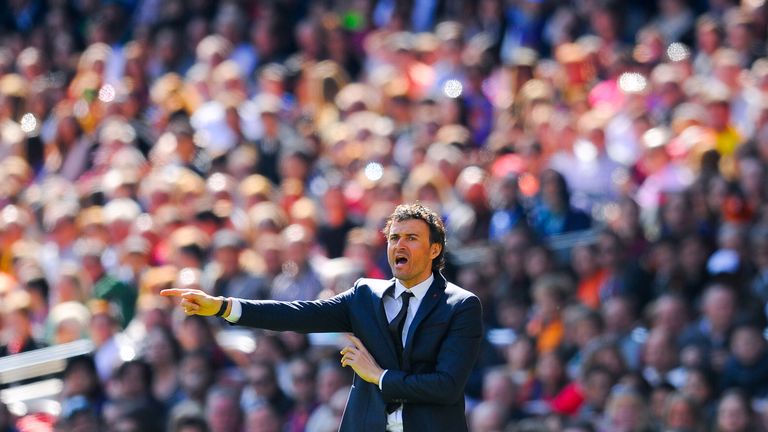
[225,274,435,432]
[379,274,433,432]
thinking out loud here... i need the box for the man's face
[7,311,31,340]
[247,365,277,398]
[732,327,764,365]
[82,256,103,283]
[704,288,735,328]
[386,219,439,288]
[707,102,730,130]
[89,314,114,345]
[119,364,147,398]
[180,356,212,395]
[584,370,613,407]
[290,363,315,402]
[214,247,239,275]
[206,394,241,432]
[245,406,281,432]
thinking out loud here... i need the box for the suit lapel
[370,279,399,363]
[402,273,446,368]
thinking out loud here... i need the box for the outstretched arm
[162,286,356,334]
[160,288,231,317]
[235,293,353,333]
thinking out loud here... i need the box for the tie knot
[400,291,413,302]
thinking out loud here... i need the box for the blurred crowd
[1,0,768,431]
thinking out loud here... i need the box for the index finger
[160,288,196,297]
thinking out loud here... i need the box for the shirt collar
[394,274,434,301]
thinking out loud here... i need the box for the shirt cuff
[224,298,242,323]
[379,369,387,390]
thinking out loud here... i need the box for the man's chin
[391,269,408,280]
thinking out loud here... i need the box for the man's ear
[430,243,441,260]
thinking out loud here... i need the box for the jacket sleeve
[235,285,355,334]
[380,295,483,405]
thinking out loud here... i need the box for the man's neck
[396,273,434,292]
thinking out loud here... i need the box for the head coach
[163,202,483,431]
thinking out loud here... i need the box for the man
[89,299,128,381]
[679,283,738,371]
[284,357,319,432]
[244,403,283,432]
[39,201,80,285]
[269,224,324,301]
[549,109,623,213]
[240,360,294,419]
[79,240,137,328]
[203,229,269,300]
[162,203,483,431]
[205,386,243,432]
[0,290,46,358]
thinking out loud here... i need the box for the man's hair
[115,359,153,393]
[382,203,446,272]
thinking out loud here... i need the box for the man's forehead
[388,218,429,234]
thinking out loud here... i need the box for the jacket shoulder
[444,281,480,304]
[354,277,394,290]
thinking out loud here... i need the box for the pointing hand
[160,288,225,316]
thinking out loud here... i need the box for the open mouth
[395,256,408,266]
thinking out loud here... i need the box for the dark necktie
[386,291,413,414]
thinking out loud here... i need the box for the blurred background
[1,0,768,431]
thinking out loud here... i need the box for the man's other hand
[160,288,223,316]
[340,334,384,384]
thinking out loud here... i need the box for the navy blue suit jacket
[236,272,483,431]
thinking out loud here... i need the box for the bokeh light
[98,84,116,103]
[443,79,463,98]
[20,113,37,133]
[618,72,647,93]
[666,43,690,62]
[364,162,384,182]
